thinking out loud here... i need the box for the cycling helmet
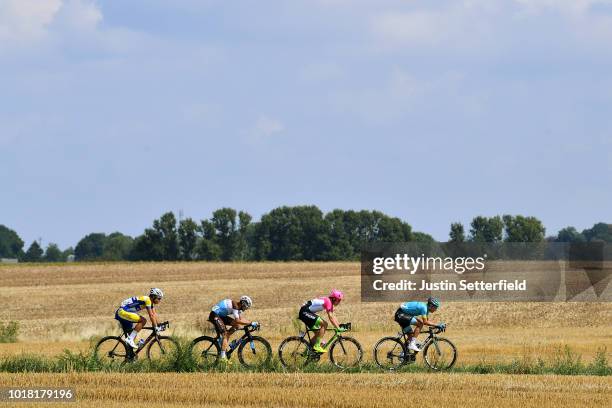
[427,297,440,308]
[240,295,253,309]
[150,288,164,299]
[329,289,344,301]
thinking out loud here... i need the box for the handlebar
[331,322,351,332]
[143,321,170,332]
[245,323,261,332]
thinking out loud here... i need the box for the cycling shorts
[298,306,323,330]
[115,308,141,333]
[208,311,233,336]
[394,308,418,333]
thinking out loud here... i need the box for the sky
[1,0,611,249]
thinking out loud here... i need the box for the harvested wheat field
[1,262,610,363]
[1,372,610,408]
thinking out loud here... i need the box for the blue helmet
[427,297,440,308]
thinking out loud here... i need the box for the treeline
[1,206,611,262]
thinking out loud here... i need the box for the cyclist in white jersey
[208,296,258,362]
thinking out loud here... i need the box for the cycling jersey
[400,301,427,319]
[119,296,153,312]
[211,299,241,319]
[302,297,333,314]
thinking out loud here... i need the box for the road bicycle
[94,321,178,365]
[190,324,272,369]
[373,326,457,371]
[278,322,363,369]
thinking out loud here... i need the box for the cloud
[0,0,62,46]
[368,0,612,52]
[251,116,285,139]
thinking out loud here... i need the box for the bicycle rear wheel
[95,336,129,366]
[278,336,313,369]
[190,336,220,369]
[329,336,363,369]
[238,336,272,368]
[373,337,407,371]
[422,337,457,370]
[147,336,180,361]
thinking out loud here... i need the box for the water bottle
[229,339,239,350]
[137,339,145,348]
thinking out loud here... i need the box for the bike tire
[146,336,180,361]
[237,336,272,368]
[422,337,457,370]
[94,336,129,366]
[190,336,220,369]
[329,336,363,369]
[373,336,407,371]
[278,336,313,369]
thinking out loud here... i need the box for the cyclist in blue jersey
[394,297,445,352]
[208,296,258,362]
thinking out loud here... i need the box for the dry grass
[1,372,610,408]
[0,262,611,365]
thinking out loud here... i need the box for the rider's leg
[412,320,423,339]
[312,319,327,347]
[134,316,147,332]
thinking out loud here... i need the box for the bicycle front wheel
[329,336,363,369]
[373,337,407,371]
[278,336,312,369]
[95,336,129,366]
[238,336,272,368]
[190,336,220,369]
[147,336,180,361]
[422,337,457,370]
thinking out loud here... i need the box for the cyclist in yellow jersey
[115,288,164,349]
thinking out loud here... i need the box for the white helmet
[240,295,252,309]
[149,288,164,299]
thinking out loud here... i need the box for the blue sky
[1,0,611,249]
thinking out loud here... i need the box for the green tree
[449,222,465,242]
[556,226,586,243]
[195,220,222,261]
[469,216,503,242]
[178,218,198,260]
[154,212,179,260]
[129,229,164,261]
[44,243,64,262]
[211,208,239,261]
[103,232,133,260]
[75,233,106,261]
[23,241,44,262]
[237,211,253,260]
[62,247,74,260]
[254,205,331,261]
[0,225,24,259]
[502,215,545,242]
[582,223,612,242]
[412,232,435,242]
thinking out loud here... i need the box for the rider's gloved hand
[437,322,446,330]
[156,325,165,332]
[337,326,347,332]
[251,321,259,329]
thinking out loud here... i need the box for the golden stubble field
[1,262,610,363]
[1,262,611,407]
[0,372,610,408]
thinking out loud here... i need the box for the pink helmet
[329,289,344,301]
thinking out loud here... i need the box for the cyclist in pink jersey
[298,289,345,353]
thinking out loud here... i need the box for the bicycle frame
[300,322,351,352]
[223,325,260,358]
[120,321,170,357]
[398,327,442,354]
